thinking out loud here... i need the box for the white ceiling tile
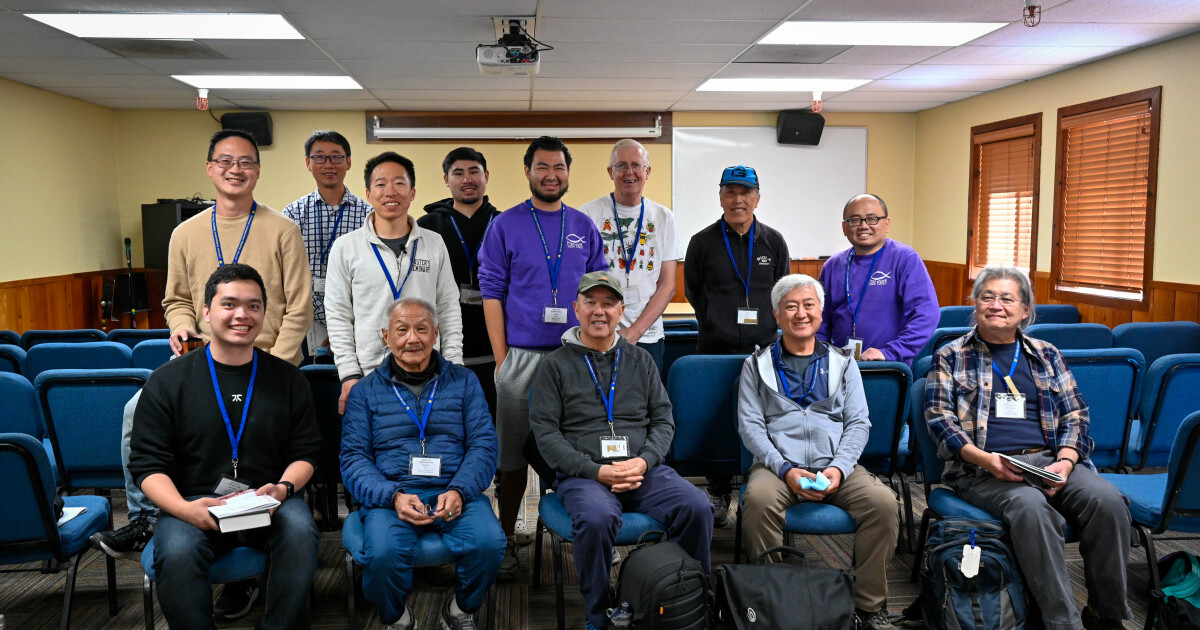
[536,62,722,79]
[41,85,199,100]
[548,42,747,64]
[532,100,676,111]
[533,77,701,91]
[714,63,907,80]
[790,0,1073,22]
[923,45,1128,65]
[531,90,688,102]
[369,89,529,101]
[819,101,943,112]
[826,46,951,65]
[538,17,777,45]
[541,0,801,20]
[381,99,529,111]
[0,57,153,74]
[275,0,536,16]
[670,98,814,111]
[314,40,467,61]
[287,14,492,42]
[886,64,1065,81]
[134,59,344,74]
[198,40,328,61]
[0,71,181,88]
[970,22,1193,47]
[1043,0,1200,24]
[224,97,387,110]
[3,1,277,10]
[358,76,531,91]
[0,36,118,58]
[340,60,481,77]
[199,89,370,101]
[677,90,851,101]
[854,78,1023,91]
[0,12,76,37]
[830,90,978,102]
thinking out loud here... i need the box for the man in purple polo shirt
[817,194,939,366]
[478,136,606,579]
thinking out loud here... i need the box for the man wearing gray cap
[530,271,712,630]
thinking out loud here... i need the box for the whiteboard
[671,126,867,259]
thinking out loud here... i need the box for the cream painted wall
[913,31,1200,284]
[0,76,120,282]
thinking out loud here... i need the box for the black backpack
[613,532,709,629]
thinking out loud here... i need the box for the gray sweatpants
[494,347,550,472]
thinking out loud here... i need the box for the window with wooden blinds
[1051,87,1161,308]
[968,114,1041,278]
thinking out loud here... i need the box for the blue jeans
[121,390,157,522]
[359,495,505,624]
[556,465,712,628]
[152,496,318,630]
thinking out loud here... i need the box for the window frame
[1050,86,1162,310]
[966,113,1043,279]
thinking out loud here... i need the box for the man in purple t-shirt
[478,136,606,580]
[817,194,939,366]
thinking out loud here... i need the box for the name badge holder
[623,280,641,305]
[845,337,864,360]
[312,276,326,293]
[992,349,1026,419]
[449,214,493,306]
[722,219,759,327]
[612,195,645,306]
[543,300,569,324]
[737,305,759,326]
[844,242,888,341]
[391,379,443,477]
[530,201,569,325]
[584,349,630,459]
[207,346,258,479]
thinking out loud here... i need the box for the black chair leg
[552,535,566,630]
[59,552,83,630]
[106,552,118,615]
[532,516,545,588]
[1137,525,1160,630]
[910,509,935,583]
[344,551,357,630]
[143,573,154,630]
[900,472,916,553]
[733,503,743,564]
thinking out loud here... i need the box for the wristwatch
[278,480,295,499]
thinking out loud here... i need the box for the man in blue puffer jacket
[341,296,504,630]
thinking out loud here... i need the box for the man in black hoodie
[417,147,502,416]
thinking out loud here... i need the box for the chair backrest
[0,330,19,346]
[662,329,699,380]
[1033,304,1081,324]
[1024,323,1112,350]
[0,343,26,376]
[915,326,972,365]
[938,306,974,328]
[106,328,171,350]
[857,361,912,477]
[24,341,133,381]
[34,368,150,490]
[1161,410,1200,532]
[0,372,45,439]
[1060,348,1144,469]
[301,364,343,485]
[20,328,107,349]
[1112,321,1200,369]
[1135,353,1200,469]
[911,355,933,382]
[663,319,699,331]
[131,339,174,370]
[0,432,63,561]
[665,354,746,479]
[909,378,944,493]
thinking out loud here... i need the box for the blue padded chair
[662,328,699,381]
[913,326,972,367]
[1024,322,1112,350]
[1112,321,1200,369]
[0,432,117,630]
[1060,348,1144,470]
[301,364,345,530]
[0,329,19,346]
[342,508,498,630]
[1033,304,1081,324]
[663,318,699,331]
[20,328,107,349]
[106,328,171,350]
[938,305,974,328]
[858,361,915,549]
[0,372,59,484]
[141,539,266,630]
[35,368,150,491]
[664,355,747,481]
[0,342,26,376]
[131,339,173,370]
[1101,411,1200,630]
[1129,353,1200,470]
[24,341,133,381]
[911,355,933,381]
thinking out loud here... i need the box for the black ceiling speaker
[776,109,825,146]
[221,112,273,147]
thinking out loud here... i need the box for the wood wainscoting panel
[0,269,167,334]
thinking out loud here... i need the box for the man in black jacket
[129,264,322,630]
[683,165,790,525]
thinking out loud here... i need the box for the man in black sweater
[129,264,322,630]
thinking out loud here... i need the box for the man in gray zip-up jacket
[531,271,711,630]
[738,274,900,630]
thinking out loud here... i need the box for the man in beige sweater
[164,129,312,366]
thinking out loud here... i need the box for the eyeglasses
[308,154,347,164]
[843,215,887,227]
[977,292,1021,306]
[611,162,648,173]
[209,157,259,170]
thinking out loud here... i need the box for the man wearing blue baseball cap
[683,165,790,525]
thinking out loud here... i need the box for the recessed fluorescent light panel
[173,75,362,90]
[761,21,1006,47]
[25,13,303,39]
[697,78,871,92]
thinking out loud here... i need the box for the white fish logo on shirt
[870,271,892,286]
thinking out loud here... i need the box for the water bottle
[607,601,634,628]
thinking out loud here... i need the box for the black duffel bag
[712,546,855,630]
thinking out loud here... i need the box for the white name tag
[623,285,641,304]
[845,337,864,360]
[459,284,483,305]
[736,308,759,326]
[411,455,442,477]
[995,393,1026,419]
[313,276,326,293]
[600,436,629,459]
[543,305,569,324]
[213,474,251,495]
[960,544,981,578]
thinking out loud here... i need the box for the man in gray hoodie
[530,270,712,630]
[737,273,900,630]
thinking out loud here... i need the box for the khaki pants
[741,464,898,612]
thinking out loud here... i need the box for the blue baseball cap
[719,165,759,189]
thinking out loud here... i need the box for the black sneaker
[440,595,478,630]
[89,518,154,559]
[213,578,260,621]
[855,607,899,630]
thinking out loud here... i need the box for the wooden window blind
[968,114,1041,277]
[1051,87,1161,307]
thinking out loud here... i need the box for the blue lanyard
[390,377,440,453]
[991,343,1020,390]
[211,202,257,267]
[844,241,888,336]
[774,341,817,402]
[611,194,645,282]
[528,200,566,305]
[448,213,494,282]
[583,348,621,428]
[319,202,347,270]
[721,219,755,306]
[206,346,258,478]
[371,239,419,300]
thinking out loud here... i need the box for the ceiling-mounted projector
[477,17,548,76]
